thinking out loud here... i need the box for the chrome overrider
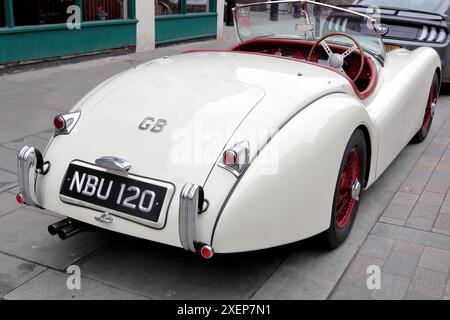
[179,183,211,255]
[17,146,45,208]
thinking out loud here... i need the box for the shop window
[12,0,75,26]
[0,0,5,27]
[187,0,208,13]
[155,0,182,16]
[83,0,128,21]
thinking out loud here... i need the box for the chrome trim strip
[233,1,376,24]
[95,156,131,172]
[17,146,43,208]
[54,111,81,137]
[179,183,202,252]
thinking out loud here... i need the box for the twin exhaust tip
[48,218,87,240]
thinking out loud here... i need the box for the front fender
[211,93,374,253]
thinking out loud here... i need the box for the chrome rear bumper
[17,146,44,208]
[17,146,213,256]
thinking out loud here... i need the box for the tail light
[16,193,24,204]
[219,141,250,177]
[53,111,81,137]
[200,245,214,259]
[418,26,447,43]
[53,115,66,130]
[223,150,237,166]
[327,18,348,33]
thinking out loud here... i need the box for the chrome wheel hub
[351,179,362,201]
[431,99,437,118]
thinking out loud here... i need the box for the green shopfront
[155,0,218,44]
[0,0,222,65]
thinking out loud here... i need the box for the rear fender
[210,93,374,253]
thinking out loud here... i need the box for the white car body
[17,1,441,256]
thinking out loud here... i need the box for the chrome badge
[139,117,167,133]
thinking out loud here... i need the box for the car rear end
[339,2,450,82]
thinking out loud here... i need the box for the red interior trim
[182,38,379,100]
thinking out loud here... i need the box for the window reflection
[12,0,75,26]
[187,0,209,13]
[155,0,182,16]
[83,0,127,21]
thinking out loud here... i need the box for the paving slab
[0,103,58,138]
[408,268,447,299]
[370,273,410,300]
[34,129,54,141]
[391,192,419,207]
[332,254,385,298]
[346,214,378,247]
[0,191,24,217]
[382,203,413,221]
[0,208,111,270]
[0,169,16,192]
[0,146,18,174]
[383,248,421,278]
[359,235,395,260]
[444,280,450,300]
[433,214,450,235]
[3,269,144,300]
[278,241,360,284]
[418,247,450,273]
[252,268,333,300]
[379,216,406,226]
[418,191,445,206]
[79,235,286,300]
[5,185,19,195]
[373,154,420,193]
[1,135,49,152]
[371,222,450,251]
[329,284,372,300]
[406,216,435,232]
[0,252,46,297]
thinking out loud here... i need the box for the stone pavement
[1,28,450,299]
[331,107,450,300]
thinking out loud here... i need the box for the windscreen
[234,0,386,61]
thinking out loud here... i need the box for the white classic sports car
[17,1,440,259]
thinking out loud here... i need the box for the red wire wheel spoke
[422,84,437,132]
[335,148,361,229]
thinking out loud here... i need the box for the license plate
[384,44,401,52]
[60,161,174,229]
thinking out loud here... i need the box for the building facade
[0,0,225,65]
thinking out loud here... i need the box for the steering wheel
[307,32,365,82]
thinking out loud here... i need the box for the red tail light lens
[16,193,24,204]
[200,245,214,259]
[54,115,66,130]
[223,150,237,166]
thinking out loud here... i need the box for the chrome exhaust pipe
[57,220,87,240]
[48,219,71,236]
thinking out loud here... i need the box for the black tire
[412,73,439,143]
[325,129,367,249]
